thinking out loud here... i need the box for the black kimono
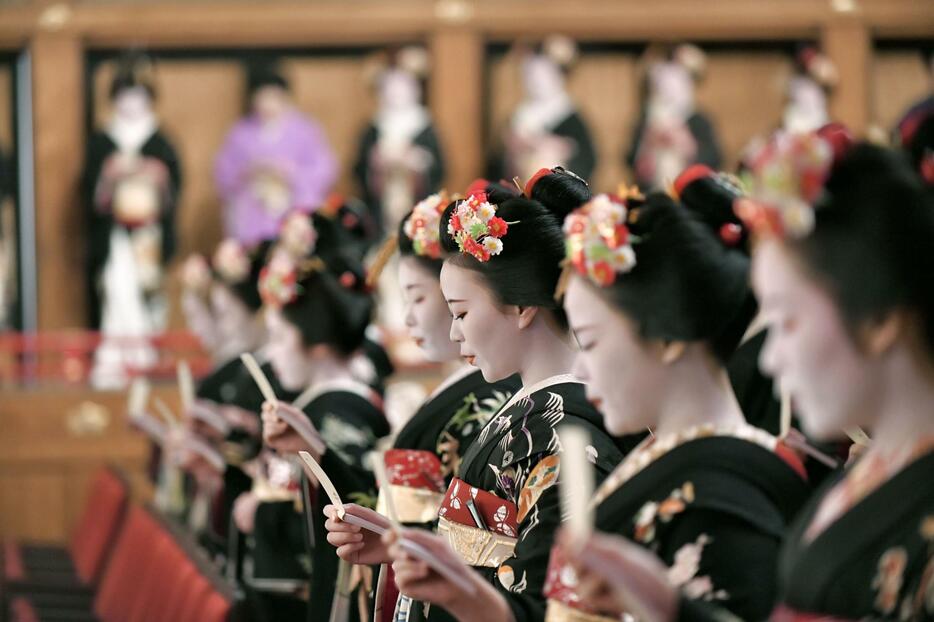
[82,130,181,327]
[546,423,810,622]
[353,122,445,236]
[245,380,386,622]
[366,369,519,619]
[491,111,597,184]
[625,111,721,191]
[400,376,630,622]
[770,448,934,621]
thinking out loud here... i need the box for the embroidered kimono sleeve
[658,508,781,621]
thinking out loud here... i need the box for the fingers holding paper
[557,529,678,622]
[261,400,325,456]
[323,503,391,565]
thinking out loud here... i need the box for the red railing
[0,330,213,386]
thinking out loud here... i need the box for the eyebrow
[445,298,466,304]
[404,284,421,291]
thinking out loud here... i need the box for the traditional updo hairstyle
[790,143,934,359]
[261,212,373,358]
[567,191,752,364]
[440,194,571,330]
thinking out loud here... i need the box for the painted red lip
[463,355,476,365]
[588,397,603,410]
[413,338,425,346]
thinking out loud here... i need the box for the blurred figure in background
[492,35,597,183]
[625,44,722,191]
[893,47,934,185]
[84,52,182,387]
[354,46,445,238]
[781,46,837,134]
[215,62,338,246]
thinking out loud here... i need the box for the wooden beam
[822,14,871,133]
[31,32,86,329]
[430,27,484,193]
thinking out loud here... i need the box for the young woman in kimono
[322,192,520,619]
[555,136,934,621]
[374,171,634,622]
[241,214,388,622]
[542,189,810,622]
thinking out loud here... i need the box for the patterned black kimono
[490,111,597,184]
[366,369,519,619]
[400,376,630,622]
[544,423,810,622]
[770,448,934,621]
[247,380,387,622]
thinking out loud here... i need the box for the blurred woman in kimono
[625,44,722,191]
[554,133,934,621]
[234,212,388,622]
[491,36,597,184]
[354,46,445,238]
[215,63,338,246]
[84,52,182,386]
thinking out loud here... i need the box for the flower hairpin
[447,192,514,263]
[279,211,317,260]
[180,253,212,293]
[403,192,448,259]
[259,250,330,309]
[738,130,835,239]
[212,239,250,284]
[258,252,301,308]
[564,194,638,287]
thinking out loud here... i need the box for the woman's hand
[558,529,678,622]
[232,492,260,534]
[261,400,324,457]
[385,528,514,622]
[323,504,392,565]
[220,405,261,435]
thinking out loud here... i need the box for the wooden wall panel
[0,64,12,152]
[871,48,930,134]
[32,35,85,330]
[0,385,178,542]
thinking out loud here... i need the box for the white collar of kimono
[426,363,476,403]
[375,104,430,143]
[107,112,158,155]
[511,92,574,137]
[292,377,374,411]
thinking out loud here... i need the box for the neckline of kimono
[425,364,477,404]
[780,448,934,606]
[468,374,580,450]
[592,421,780,507]
[802,435,934,544]
[292,377,374,411]
[498,374,580,415]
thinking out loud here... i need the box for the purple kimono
[214,109,338,245]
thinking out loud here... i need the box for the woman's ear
[860,312,903,357]
[659,341,687,365]
[515,305,540,330]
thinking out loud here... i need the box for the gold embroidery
[873,547,908,615]
[376,485,445,524]
[593,423,778,506]
[436,515,517,567]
